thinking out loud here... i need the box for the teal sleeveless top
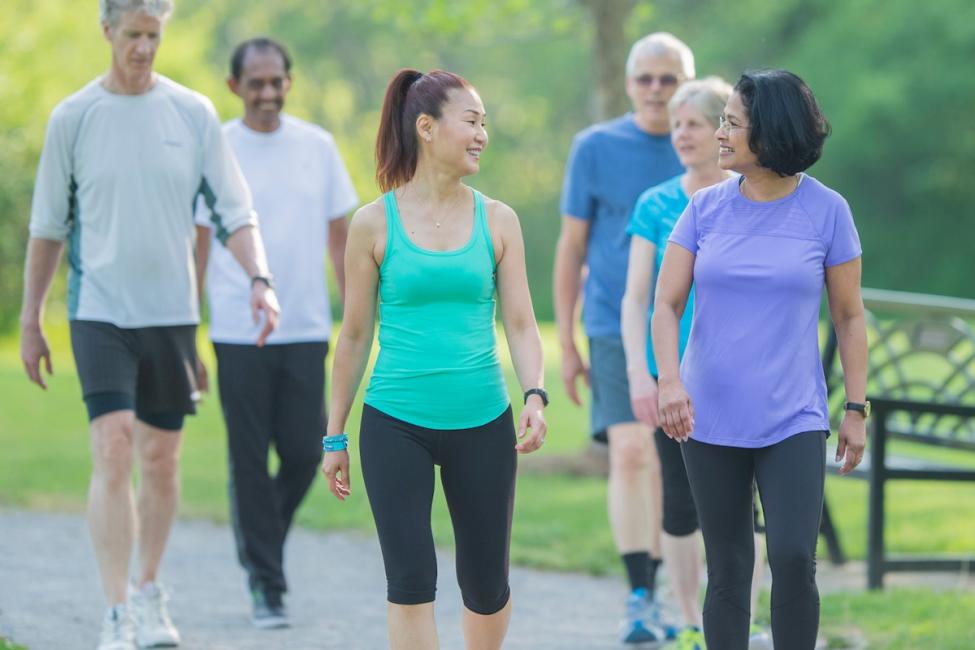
[364,188,510,429]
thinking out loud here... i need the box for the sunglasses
[632,73,680,87]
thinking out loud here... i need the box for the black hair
[230,37,292,80]
[735,69,831,176]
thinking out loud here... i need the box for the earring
[424,133,432,142]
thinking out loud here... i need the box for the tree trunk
[581,0,635,121]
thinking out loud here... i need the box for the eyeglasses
[717,115,749,132]
[632,73,680,87]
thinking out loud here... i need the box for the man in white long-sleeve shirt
[19,2,279,649]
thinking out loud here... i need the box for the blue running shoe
[647,595,680,641]
[619,588,666,645]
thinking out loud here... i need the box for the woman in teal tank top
[321,69,547,650]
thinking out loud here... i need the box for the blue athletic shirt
[560,113,683,338]
[626,174,693,377]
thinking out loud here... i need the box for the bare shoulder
[482,195,520,233]
[349,197,387,237]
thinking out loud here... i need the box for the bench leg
[867,416,887,590]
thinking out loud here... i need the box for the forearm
[326,328,374,436]
[553,242,583,350]
[650,304,682,384]
[194,226,211,304]
[621,293,651,378]
[225,225,271,279]
[21,238,64,328]
[834,313,868,402]
[506,323,544,392]
[329,238,347,304]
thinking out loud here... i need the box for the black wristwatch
[251,274,275,290]
[524,388,549,407]
[845,400,871,418]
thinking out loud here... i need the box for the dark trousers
[682,431,826,650]
[214,341,328,595]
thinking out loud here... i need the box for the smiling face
[625,53,685,133]
[716,91,759,173]
[670,102,720,170]
[229,46,291,131]
[103,11,164,79]
[419,86,488,176]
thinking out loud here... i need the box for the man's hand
[560,343,590,406]
[21,324,53,389]
[250,283,280,347]
[195,357,209,395]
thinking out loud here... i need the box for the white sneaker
[129,582,180,647]
[97,604,136,650]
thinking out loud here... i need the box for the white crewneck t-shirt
[29,76,257,328]
[196,115,359,344]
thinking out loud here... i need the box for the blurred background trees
[2,0,973,329]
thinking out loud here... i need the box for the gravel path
[0,509,644,650]
[2,509,971,649]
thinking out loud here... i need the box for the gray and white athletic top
[29,75,256,328]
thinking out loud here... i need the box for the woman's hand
[515,396,547,453]
[657,379,694,441]
[321,449,351,500]
[835,412,867,475]
[628,371,659,428]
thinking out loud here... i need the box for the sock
[647,557,662,597]
[622,552,651,592]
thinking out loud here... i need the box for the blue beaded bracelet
[322,433,349,452]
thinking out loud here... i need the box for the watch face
[864,401,871,418]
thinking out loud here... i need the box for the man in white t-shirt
[19,3,280,649]
[195,37,358,629]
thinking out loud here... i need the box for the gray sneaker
[129,582,180,647]
[97,604,136,650]
[251,589,290,630]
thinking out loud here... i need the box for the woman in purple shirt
[652,70,868,650]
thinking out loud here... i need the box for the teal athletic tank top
[364,188,510,429]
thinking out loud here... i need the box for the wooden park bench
[819,288,975,589]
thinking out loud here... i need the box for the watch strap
[523,388,549,406]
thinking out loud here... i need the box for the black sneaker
[251,589,290,630]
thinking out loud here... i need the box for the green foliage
[1,0,973,331]
[652,0,975,296]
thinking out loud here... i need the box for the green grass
[3,323,975,647]
[1,639,29,650]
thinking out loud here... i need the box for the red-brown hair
[375,68,472,192]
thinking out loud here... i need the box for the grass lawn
[2,322,974,647]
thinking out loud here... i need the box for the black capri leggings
[359,404,517,615]
[682,430,827,650]
[654,428,766,536]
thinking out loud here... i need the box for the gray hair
[100,0,174,27]
[668,76,733,128]
[626,32,695,79]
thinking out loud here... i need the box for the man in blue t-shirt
[554,31,692,645]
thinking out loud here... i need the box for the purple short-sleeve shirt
[668,174,862,447]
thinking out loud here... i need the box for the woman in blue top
[623,76,770,648]
[321,69,547,650]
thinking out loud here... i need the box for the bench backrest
[823,288,975,451]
